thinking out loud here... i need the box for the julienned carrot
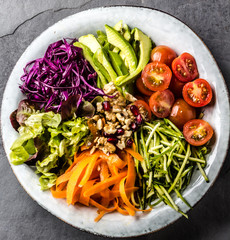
[79,180,96,206]
[94,211,106,222]
[56,164,78,187]
[100,161,110,181]
[125,152,136,189]
[109,187,139,199]
[83,171,127,197]
[78,152,99,187]
[66,156,91,204]
[124,148,144,161]
[119,177,152,213]
[51,149,151,222]
[51,186,66,198]
[99,152,126,169]
[89,199,117,212]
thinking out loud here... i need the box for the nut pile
[89,82,148,154]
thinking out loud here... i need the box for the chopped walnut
[116,139,126,150]
[105,111,116,122]
[116,113,125,124]
[89,82,139,154]
[104,124,117,134]
[92,115,100,121]
[112,105,122,113]
[123,130,132,137]
[96,102,103,113]
[124,118,132,127]
[103,81,117,95]
[96,119,103,130]
[124,92,137,102]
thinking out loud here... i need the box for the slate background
[0,0,230,239]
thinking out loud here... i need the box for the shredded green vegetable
[134,119,209,216]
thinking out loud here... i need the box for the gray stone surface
[0,0,229,239]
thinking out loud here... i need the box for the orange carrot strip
[94,211,106,222]
[119,177,152,212]
[109,187,138,199]
[65,162,77,173]
[99,152,126,169]
[80,145,89,151]
[100,194,110,207]
[100,161,110,181]
[66,156,91,205]
[108,162,119,176]
[79,180,96,206]
[89,199,117,212]
[74,150,90,164]
[132,142,136,152]
[125,153,136,199]
[84,171,127,198]
[123,205,135,216]
[72,187,82,205]
[56,164,79,187]
[100,187,110,198]
[56,182,67,191]
[124,148,143,161]
[78,152,99,187]
[126,153,136,187]
[99,161,111,199]
[51,186,67,198]
[116,205,129,215]
[89,159,102,180]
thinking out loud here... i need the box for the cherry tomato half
[150,45,177,66]
[183,119,213,146]
[134,100,152,120]
[136,77,154,96]
[169,99,196,130]
[149,89,175,118]
[142,62,172,92]
[169,75,186,98]
[172,52,198,82]
[182,78,212,107]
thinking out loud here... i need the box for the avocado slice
[94,48,117,82]
[96,30,107,46]
[114,20,123,32]
[79,34,101,54]
[114,28,152,86]
[73,42,108,87]
[79,34,117,83]
[123,24,132,42]
[93,51,112,82]
[105,24,137,73]
[108,50,128,76]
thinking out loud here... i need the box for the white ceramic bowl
[1,6,230,237]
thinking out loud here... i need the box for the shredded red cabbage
[20,39,104,112]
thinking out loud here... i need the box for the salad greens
[134,119,209,216]
[10,100,90,190]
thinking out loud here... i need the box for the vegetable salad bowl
[1,6,229,237]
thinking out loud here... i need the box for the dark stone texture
[0,0,229,239]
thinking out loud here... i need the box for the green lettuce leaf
[10,146,30,165]
[39,172,57,190]
[10,110,90,190]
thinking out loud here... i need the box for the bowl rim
[1,5,230,238]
